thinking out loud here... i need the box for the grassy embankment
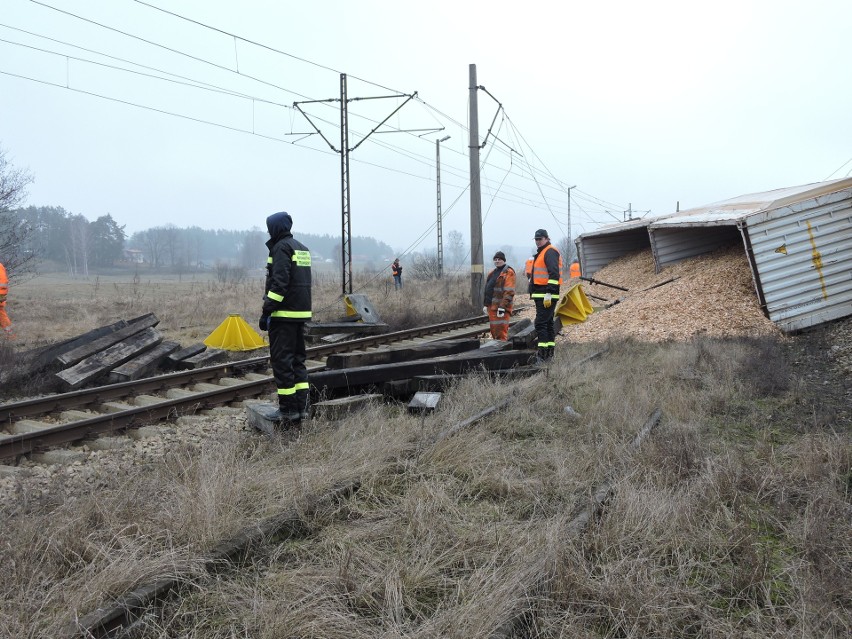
[0,268,849,637]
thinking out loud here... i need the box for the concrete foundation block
[87,436,133,451]
[128,425,177,439]
[31,449,87,464]
[10,420,49,434]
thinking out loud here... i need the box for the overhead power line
[11,0,627,232]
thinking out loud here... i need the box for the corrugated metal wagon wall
[649,225,742,272]
[743,189,852,332]
[577,227,651,278]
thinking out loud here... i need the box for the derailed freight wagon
[576,178,852,332]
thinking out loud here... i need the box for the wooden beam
[313,394,383,420]
[325,338,481,369]
[413,366,540,392]
[56,328,164,389]
[9,319,130,379]
[108,341,180,383]
[309,350,535,395]
[165,343,207,367]
[510,324,538,349]
[174,348,228,370]
[55,313,159,367]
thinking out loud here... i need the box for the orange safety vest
[0,262,7,296]
[569,261,581,278]
[532,244,562,287]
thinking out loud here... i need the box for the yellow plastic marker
[554,283,595,326]
[204,314,266,351]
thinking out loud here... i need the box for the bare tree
[410,250,443,280]
[139,228,167,268]
[0,145,35,278]
[161,224,182,267]
[239,229,267,269]
[447,230,465,270]
[64,214,91,277]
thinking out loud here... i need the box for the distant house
[123,249,144,264]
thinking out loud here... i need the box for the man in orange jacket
[482,251,516,340]
[530,229,562,361]
[0,261,12,336]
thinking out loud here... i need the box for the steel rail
[0,315,494,460]
[1,315,490,423]
[0,377,273,461]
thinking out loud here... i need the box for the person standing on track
[259,212,312,426]
[482,251,516,340]
[530,229,562,362]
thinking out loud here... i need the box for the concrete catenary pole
[468,64,484,306]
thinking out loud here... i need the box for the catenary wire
[15,1,629,232]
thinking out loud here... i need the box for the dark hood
[266,211,293,242]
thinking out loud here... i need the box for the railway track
[0,315,495,462]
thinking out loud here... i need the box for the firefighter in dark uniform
[530,228,562,361]
[259,211,312,424]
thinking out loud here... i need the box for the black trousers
[533,298,556,348]
[269,320,307,407]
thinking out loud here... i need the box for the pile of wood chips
[517,245,783,344]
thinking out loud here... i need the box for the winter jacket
[530,242,562,299]
[263,212,312,321]
[484,265,516,310]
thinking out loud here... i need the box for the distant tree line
[4,205,396,276]
[11,206,126,277]
[125,228,395,271]
[0,142,421,279]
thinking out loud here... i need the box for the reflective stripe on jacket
[263,236,312,321]
[531,243,562,297]
[484,265,516,310]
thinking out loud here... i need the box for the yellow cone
[555,283,594,326]
[204,314,266,351]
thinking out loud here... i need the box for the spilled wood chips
[519,245,783,343]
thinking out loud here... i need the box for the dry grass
[6,269,478,353]
[0,269,850,637]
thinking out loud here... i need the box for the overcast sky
[2,0,851,257]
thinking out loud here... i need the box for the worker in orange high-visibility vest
[569,261,581,279]
[530,229,562,362]
[524,255,535,298]
[0,261,12,336]
[482,251,516,340]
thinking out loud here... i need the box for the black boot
[547,346,555,360]
[276,397,301,426]
[296,390,311,421]
[535,347,548,365]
